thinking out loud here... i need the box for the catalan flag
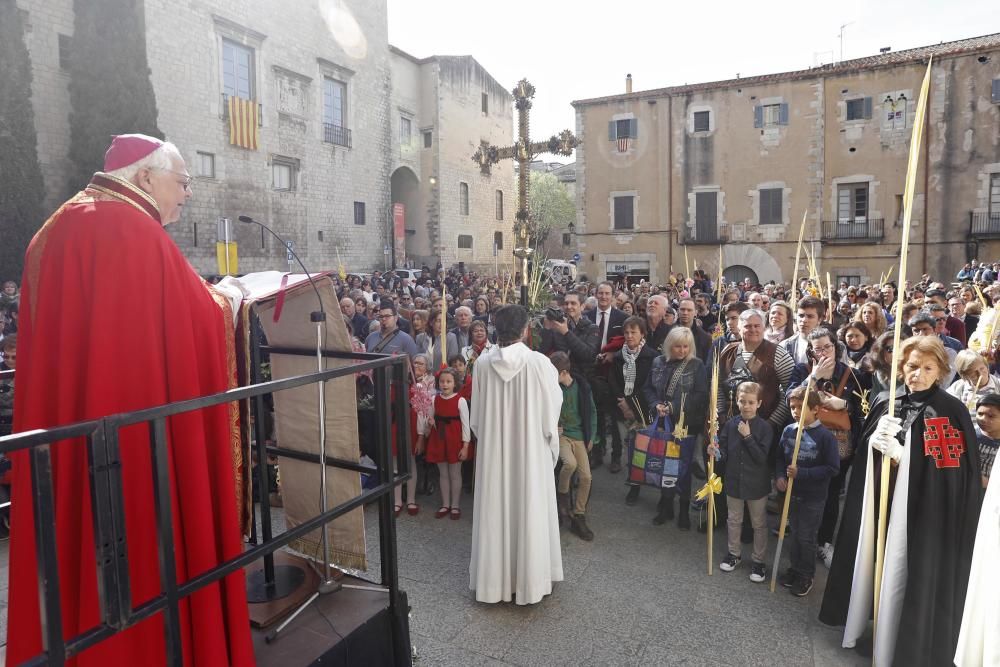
[228,96,259,150]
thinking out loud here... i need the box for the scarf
[621,339,645,396]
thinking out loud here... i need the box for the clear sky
[387,0,999,156]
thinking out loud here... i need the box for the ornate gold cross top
[470,78,577,305]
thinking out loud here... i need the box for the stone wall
[17,0,74,212]
[144,0,392,275]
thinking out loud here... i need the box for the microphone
[238,215,325,323]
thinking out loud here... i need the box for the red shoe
[394,505,402,517]
[450,508,461,520]
[406,503,419,516]
[435,507,450,519]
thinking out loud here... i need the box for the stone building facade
[389,48,515,271]
[17,0,513,275]
[572,34,1000,287]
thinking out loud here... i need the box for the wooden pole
[791,211,807,300]
[770,376,815,592]
[706,352,721,575]
[440,298,448,369]
[827,272,834,323]
[874,57,933,651]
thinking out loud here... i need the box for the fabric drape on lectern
[252,275,367,570]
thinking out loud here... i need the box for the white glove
[870,415,903,463]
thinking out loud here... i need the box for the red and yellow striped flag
[228,96,259,150]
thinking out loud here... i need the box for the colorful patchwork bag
[627,416,697,491]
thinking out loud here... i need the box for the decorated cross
[471,79,577,306]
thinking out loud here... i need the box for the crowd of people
[3,248,996,661]
[327,260,995,664]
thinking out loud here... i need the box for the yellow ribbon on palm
[696,472,723,512]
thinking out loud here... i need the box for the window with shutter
[459,182,469,216]
[778,103,789,125]
[695,192,718,242]
[322,77,346,128]
[989,174,1000,215]
[495,190,504,220]
[613,196,635,230]
[458,235,473,249]
[759,188,782,225]
[354,201,366,225]
[762,104,781,126]
[754,105,763,128]
[837,183,869,222]
[993,79,1000,103]
[222,39,254,100]
[616,119,633,138]
[693,111,710,132]
[846,98,866,121]
[399,116,411,146]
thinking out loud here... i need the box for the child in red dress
[424,368,471,519]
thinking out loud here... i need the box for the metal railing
[0,351,410,666]
[969,210,1000,238]
[323,123,352,148]
[681,228,729,245]
[820,217,885,242]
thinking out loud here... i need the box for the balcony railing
[821,217,885,242]
[969,211,1000,239]
[323,123,352,148]
[682,228,729,245]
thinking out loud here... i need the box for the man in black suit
[587,281,628,472]
[948,294,978,340]
[676,298,712,363]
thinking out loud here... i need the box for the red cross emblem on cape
[923,416,966,469]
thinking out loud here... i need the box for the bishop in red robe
[6,135,255,665]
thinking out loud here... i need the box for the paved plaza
[385,472,868,667]
[0,470,872,667]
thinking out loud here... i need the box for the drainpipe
[667,95,673,276]
[921,60,932,275]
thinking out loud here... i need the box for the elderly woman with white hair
[947,349,1000,417]
[634,326,709,529]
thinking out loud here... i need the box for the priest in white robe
[955,475,999,667]
[469,305,564,605]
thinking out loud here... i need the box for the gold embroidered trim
[207,285,246,524]
[93,171,161,211]
[87,184,156,221]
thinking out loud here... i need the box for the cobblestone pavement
[0,468,870,667]
[385,469,868,667]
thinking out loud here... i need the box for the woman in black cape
[819,335,982,666]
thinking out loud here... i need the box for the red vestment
[7,175,254,665]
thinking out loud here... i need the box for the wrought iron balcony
[820,218,884,243]
[682,228,729,245]
[323,123,352,148]
[969,211,1000,239]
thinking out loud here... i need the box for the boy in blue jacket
[709,382,774,583]
[776,386,840,597]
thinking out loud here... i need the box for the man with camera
[542,292,600,378]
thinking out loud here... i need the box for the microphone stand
[237,216,341,642]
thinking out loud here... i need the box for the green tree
[526,171,574,246]
[0,0,46,281]
[67,0,162,194]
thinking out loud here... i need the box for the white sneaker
[818,542,834,569]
